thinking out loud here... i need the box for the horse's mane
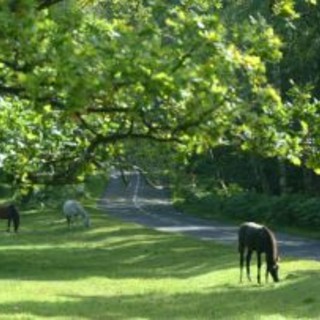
[263,226,278,262]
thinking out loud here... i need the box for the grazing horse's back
[238,222,264,252]
[63,200,80,217]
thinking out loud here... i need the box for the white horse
[63,200,90,228]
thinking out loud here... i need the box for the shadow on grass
[0,207,319,319]
[0,229,235,281]
[0,208,237,281]
[0,270,319,319]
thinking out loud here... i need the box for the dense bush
[172,154,320,231]
[0,174,108,210]
[176,188,320,230]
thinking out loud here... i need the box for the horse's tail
[238,224,246,252]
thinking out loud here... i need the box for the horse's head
[84,216,90,228]
[268,261,280,282]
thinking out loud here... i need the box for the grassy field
[0,197,319,319]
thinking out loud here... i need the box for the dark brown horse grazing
[0,204,20,232]
[238,222,279,284]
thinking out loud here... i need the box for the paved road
[100,171,320,261]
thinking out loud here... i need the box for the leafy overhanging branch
[3,0,316,190]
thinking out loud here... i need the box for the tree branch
[37,0,64,10]
[0,59,33,73]
[0,84,24,95]
[86,106,129,113]
[173,104,223,134]
[171,44,198,74]
[74,112,99,136]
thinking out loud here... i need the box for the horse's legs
[66,216,71,229]
[246,250,253,281]
[265,263,269,283]
[257,252,262,284]
[239,247,245,283]
[7,218,11,232]
[13,217,19,232]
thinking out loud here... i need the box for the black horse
[238,222,279,284]
[0,204,20,232]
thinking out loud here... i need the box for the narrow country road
[100,171,320,261]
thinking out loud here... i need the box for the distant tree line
[189,147,320,196]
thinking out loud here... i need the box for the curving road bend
[99,171,320,261]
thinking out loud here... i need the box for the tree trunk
[278,160,288,195]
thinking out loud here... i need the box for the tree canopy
[0,0,319,191]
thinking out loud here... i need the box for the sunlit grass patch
[0,201,319,319]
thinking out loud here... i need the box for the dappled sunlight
[0,266,319,320]
[0,203,319,319]
[0,211,238,283]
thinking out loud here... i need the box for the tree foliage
[0,0,319,191]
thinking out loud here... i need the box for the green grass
[0,201,319,320]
